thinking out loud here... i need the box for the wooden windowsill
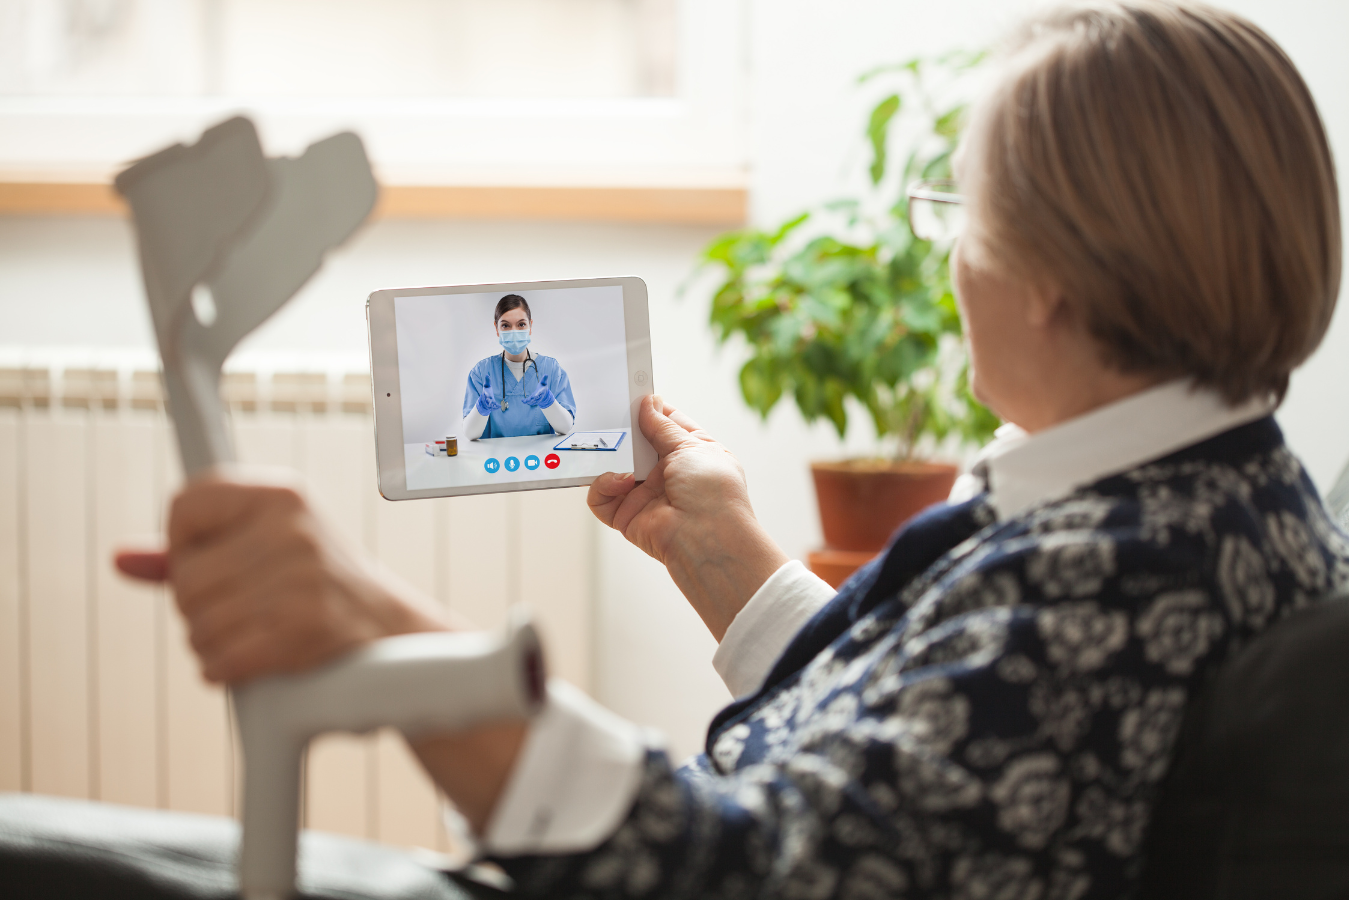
[0,180,746,225]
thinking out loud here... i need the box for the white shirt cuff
[712,560,836,699]
[483,680,650,855]
[541,400,574,435]
[462,409,488,440]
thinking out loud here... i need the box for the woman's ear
[1024,281,1070,330]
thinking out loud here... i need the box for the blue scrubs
[462,353,577,439]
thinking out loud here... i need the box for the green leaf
[936,48,988,72]
[739,356,783,418]
[799,293,844,331]
[875,333,935,385]
[700,230,744,266]
[933,105,966,140]
[899,293,945,335]
[823,380,849,438]
[822,197,861,227]
[769,312,806,354]
[857,57,921,83]
[792,370,823,422]
[920,148,954,181]
[867,94,901,186]
[770,211,811,246]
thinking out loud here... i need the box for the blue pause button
[483,458,500,474]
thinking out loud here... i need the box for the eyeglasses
[907,179,966,243]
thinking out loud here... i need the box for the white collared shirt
[475,379,1276,856]
[950,379,1277,520]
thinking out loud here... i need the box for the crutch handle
[235,612,547,900]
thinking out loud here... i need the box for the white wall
[4,0,1349,762]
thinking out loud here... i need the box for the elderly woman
[116,2,1346,897]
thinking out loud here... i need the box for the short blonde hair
[966,0,1340,403]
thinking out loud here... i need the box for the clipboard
[555,431,627,451]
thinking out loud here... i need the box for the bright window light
[0,0,679,99]
[0,0,743,184]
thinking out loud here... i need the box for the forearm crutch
[115,117,547,900]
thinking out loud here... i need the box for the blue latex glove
[523,375,555,409]
[475,376,501,415]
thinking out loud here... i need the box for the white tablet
[367,277,656,500]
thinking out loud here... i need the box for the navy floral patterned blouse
[495,417,1349,899]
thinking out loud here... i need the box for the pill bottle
[445,434,458,457]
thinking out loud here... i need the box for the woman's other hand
[588,396,787,640]
[522,374,555,409]
[115,470,452,684]
[475,377,501,415]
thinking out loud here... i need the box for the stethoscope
[497,349,540,411]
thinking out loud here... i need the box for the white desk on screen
[403,428,633,491]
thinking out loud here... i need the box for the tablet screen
[392,284,635,492]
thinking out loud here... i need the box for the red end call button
[544,453,561,469]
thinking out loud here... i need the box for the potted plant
[697,54,999,585]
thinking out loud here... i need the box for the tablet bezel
[367,276,656,501]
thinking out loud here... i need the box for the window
[0,0,744,187]
[1,0,678,99]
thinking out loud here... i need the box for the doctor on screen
[461,294,577,440]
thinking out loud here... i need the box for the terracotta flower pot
[810,459,959,553]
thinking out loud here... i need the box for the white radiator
[0,360,596,852]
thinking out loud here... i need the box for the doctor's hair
[494,294,532,326]
[966,0,1339,404]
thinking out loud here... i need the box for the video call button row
[484,453,561,474]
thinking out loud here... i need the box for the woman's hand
[522,374,555,409]
[475,378,501,416]
[115,470,452,684]
[589,396,787,640]
[115,470,524,835]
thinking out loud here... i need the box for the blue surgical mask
[498,330,531,353]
